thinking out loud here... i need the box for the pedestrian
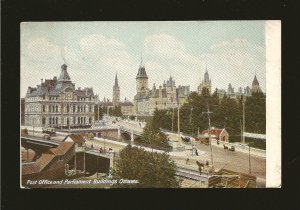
[206,160,209,166]
[91,144,94,149]
[186,158,189,164]
[195,149,199,156]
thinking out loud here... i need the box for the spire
[58,64,71,81]
[204,65,210,83]
[115,72,119,87]
[140,52,144,67]
[252,74,259,86]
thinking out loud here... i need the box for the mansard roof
[75,88,94,98]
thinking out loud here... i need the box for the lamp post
[32,117,35,136]
[202,102,214,169]
[172,105,174,132]
[242,96,246,144]
[248,143,252,174]
[83,142,86,176]
[97,103,100,122]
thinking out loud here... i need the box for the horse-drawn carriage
[223,144,235,152]
[42,127,56,136]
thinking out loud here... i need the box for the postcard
[20,21,281,188]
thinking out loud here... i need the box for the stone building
[198,67,212,95]
[120,98,134,116]
[112,73,120,106]
[134,60,190,116]
[24,64,96,128]
[251,74,262,94]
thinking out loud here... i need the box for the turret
[136,58,148,93]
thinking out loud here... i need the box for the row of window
[43,117,92,125]
[42,105,93,113]
[41,96,94,101]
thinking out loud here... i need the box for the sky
[21,21,266,100]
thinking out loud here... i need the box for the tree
[109,106,123,117]
[244,92,266,134]
[113,145,180,188]
[135,119,171,150]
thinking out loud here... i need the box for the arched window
[67,118,69,125]
[49,117,52,124]
[56,117,58,124]
[42,117,46,125]
[89,117,92,124]
[56,105,58,112]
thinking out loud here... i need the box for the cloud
[143,34,205,88]
[25,38,61,62]
[201,38,266,91]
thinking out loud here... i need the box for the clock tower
[136,58,148,94]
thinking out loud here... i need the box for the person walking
[186,158,189,164]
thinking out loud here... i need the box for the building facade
[198,68,212,95]
[216,75,261,100]
[134,61,190,116]
[24,64,96,128]
[251,74,262,94]
[112,73,120,106]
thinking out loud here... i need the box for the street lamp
[247,142,252,174]
[83,142,86,176]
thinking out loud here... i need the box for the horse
[196,161,205,175]
[181,136,190,143]
[223,145,228,150]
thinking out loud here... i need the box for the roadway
[23,123,266,187]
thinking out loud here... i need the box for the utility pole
[74,147,77,173]
[172,105,174,132]
[60,100,63,130]
[242,96,245,144]
[83,143,86,176]
[68,97,70,134]
[177,101,180,137]
[190,106,193,136]
[240,119,243,143]
[97,103,100,122]
[202,104,214,168]
[248,144,251,174]
[32,117,35,136]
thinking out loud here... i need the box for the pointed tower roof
[204,65,210,83]
[114,73,119,87]
[136,57,148,79]
[58,64,71,81]
[252,74,259,86]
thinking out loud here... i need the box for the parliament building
[133,61,190,116]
